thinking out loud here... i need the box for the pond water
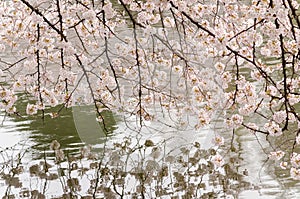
[1,101,300,198]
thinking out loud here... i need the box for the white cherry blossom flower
[212,135,224,146]
[295,135,300,145]
[280,162,288,170]
[269,151,285,161]
[214,62,225,73]
[221,71,232,83]
[226,114,243,128]
[163,17,175,27]
[26,104,38,115]
[264,121,282,136]
[291,153,300,168]
[290,167,300,180]
[273,110,287,124]
[212,154,225,167]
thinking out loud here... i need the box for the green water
[0,95,118,159]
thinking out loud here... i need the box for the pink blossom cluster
[0,0,300,180]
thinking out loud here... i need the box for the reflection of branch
[230,129,235,152]
[4,145,28,196]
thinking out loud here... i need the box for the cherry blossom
[212,154,225,167]
[269,151,285,161]
[290,167,300,180]
[0,0,299,183]
[291,153,300,168]
[273,111,287,124]
[212,135,224,146]
[226,114,243,128]
[264,121,282,137]
[280,162,288,170]
[296,135,300,145]
[26,104,38,115]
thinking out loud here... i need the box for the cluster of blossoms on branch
[0,0,300,178]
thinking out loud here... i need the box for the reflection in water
[1,94,300,197]
[72,105,117,146]
[2,101,300,197]
[7,102,117,159]
[208,114,300,198]
[233,128,300,198]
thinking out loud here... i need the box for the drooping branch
[36,24,45,120]
[228,19,265,42]
[169,1,216,38]
[75,54,109,134]
[119,0,143,126]
[20,0,68,42]
[279,34,289,131]
[100,0,121,101]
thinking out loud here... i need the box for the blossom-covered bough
[0,0,300,197]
